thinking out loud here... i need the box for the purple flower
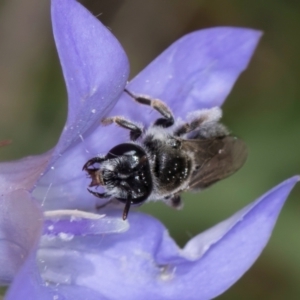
[0,0,298,299]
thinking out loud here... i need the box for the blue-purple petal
[0,190,42,284]
[110,27,262,127]
[4,209,129,299]
[32,0,132,209]
[50,0,129,162]
[5,252,62,300]
[0,151,52,195]
[30,177,298,300]
[173,176,300,299]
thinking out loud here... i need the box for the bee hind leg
[174,113,212,136]
[174,107,224,137]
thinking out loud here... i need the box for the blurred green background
[0,0,300,299]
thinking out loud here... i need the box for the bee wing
[182,136,247,190]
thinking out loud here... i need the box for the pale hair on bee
[83,89,247,220]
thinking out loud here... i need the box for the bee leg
[124,89,174,128]
[82,156,107,170]
[174,123,191,136]
[102,116,143,141]
[174,117,208,136]
[164,194,183,210]
[87,189,110,198]
[175,107,223,136]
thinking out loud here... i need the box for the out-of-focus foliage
[0,0,299,299]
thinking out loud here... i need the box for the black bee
[83,89,247,220]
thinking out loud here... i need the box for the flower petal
[112,27,262,126]
[0,151,52,195]
[4,209,129,299]
[37,212,176,299]
[0,190,42,284]
[51,0,129,160]
[32,0,131,209]
[5,251,62,300]
[176,176,299,299]
[34,177,298,300]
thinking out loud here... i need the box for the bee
[83,89,247,220]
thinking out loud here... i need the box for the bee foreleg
[82,155,107,170]
[87,189,110,198]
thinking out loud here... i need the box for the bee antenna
[122,196,132,220]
